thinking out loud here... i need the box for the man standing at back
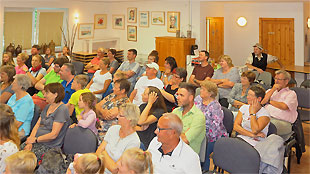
[172,82,206,154]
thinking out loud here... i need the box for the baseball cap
[146,62,159,71]
[253,43,263,50]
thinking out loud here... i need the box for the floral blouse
[194,95,228,142]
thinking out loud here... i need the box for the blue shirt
[61,78,75,104]
[7,94,34,136]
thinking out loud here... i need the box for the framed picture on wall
[139,11,149,27]
[94,14,107,29]
[112,15,125,29]
[127,7,137,23]
[127,25,137,42]
[167,11,180,33]
[151,11,165,25]
[78,23,94,39]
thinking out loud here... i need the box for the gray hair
[275,70,291,81]
[63,63,75,75]
[119,103,140,127]
[15,74,32,91]
[162,113,183,136]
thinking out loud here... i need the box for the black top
[137,103,164,149]
[251,52,268,71]
[164,85,178,112]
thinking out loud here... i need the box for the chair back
[213,137,260,173]
[31,105,41,130]
[221,106,234,135]
[72,61,85,75]
[199,134,208,162]
[300,79,310,88]
[291,87,310,121]
[267,122,277,136]
[254,71,272,87]
[63,126,98,154]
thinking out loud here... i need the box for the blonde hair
[219,55,234,67]
[121,148,153,174]
[200,80,218,98]
[100,58,110,67]
[74,153,105,174]
[74,74,89,89]
[119,103,140,127]
[5,150,37,174]
[18,52,29,62]
[114,71,125,80]
[97,47,105,53]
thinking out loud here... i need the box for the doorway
[206,17,224,62]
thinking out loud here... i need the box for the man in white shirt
[148,113,202,174]
[130,62,164,106]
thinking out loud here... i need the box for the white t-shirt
[133,76,164,106]
[104,125,140,174]
[0,141,18,173]
[89,70,112,99]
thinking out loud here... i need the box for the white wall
[304,1,310,63]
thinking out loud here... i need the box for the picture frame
[127,7,137,23]
[94,14,107,29]
[151,11,165,25]
[112,15,125,30]
[78,23,94,39]
[167,11,180,33]
[127,25,137,42]
[139,11,149,27]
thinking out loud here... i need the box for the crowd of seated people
[0,43,300,174]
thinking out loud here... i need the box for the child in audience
[69,92,98,135]
[66,153,105,174]
[4,150,37,174]
[1,52,15,67]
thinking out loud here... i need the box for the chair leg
[295,144,302,164]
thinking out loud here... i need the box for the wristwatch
[250,113,256,116]
[35,137,38,143]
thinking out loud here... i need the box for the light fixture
[74,13,79,24]
[308,17,310,29]
[237,16,247,27]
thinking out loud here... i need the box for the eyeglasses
[275,78,287,81]
[173,74,181,79]
[118,114,126,118]
[156,127,173,132]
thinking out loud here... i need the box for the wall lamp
[237,16,247,27]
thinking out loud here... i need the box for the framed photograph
[78,23,94,39]
[151,11,165,25]
[167,11,180,33]
[112,15,125,30]
[127,25,137,42]
[94,14,107,29]
[127,7,137,23]
[139,11,149,27]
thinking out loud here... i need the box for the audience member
[194,80,227,171]
[172,82,206,154]
[15,53,28,74]
[44,47,56,68]
[137,86,167,149]
[245,43,284,73]
[161,56,177,86]
[0,104,20,173]
[85,48,105,80]
[207,55,240,108]
[59,63,76,104]
[160,67,187,112]
[7,74,34,138]
[234,85,270,146]
[0,65,16,104]
[148,113,202,174]
[66,153,105,174]
[22,83,70,161]
[117,147,153,174]
[25,45,45,69]
[86,58,112,100]
[58,46,71,61]
[96,103,141,174]
[137,50,161,79]
[130,62,164,106]
[26,54,47,96]
[189,50,214,87]
[262,70,298,140]
[1,52,15,67]
[107,48,119,75]
[4,150,37,174]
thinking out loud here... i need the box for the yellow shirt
[68,88,91,116]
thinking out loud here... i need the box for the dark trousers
[219,98,229,108]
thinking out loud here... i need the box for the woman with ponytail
[67,153,105,174]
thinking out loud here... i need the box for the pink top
[88,57,100,73]
[78,109,98,135]
[15,64,28,74]
[264,87,298,123]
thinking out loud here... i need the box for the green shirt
[68,88,91,116]
[37,70,63,98]
[172,105,206,154]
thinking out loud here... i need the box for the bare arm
[46,57,55,67]
[66,103,75,116]
[160,89,176,103]
[92,79,112,95]
[35,78,47,91]
[101,150,118,174]
[109,67,116,74]
[36,122,64,142]
[233,111,256,138]
[189,75,200,87]
[276,59,284,69]
[129,89,137,102]
[0,92,13,104]
[85,77,94,89]
[16,121,23,128]
[246,63,264,73]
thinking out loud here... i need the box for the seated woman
[7,74,34,138]
[22,83,71,161]
[107,49,119,75]
[26,54,47,96]
[117,147,153,174]
[160,67,187,112]
[228,70,256,113]
[96,103,141,174]
[0,104,20,173]
[207,55,240,108]
[86,58,112,100]
[137,86,167,149]
[1,52,15,67]
[233,85,270,146]
[85,48,105,80]
[194,80,228,171]
[44,47,56,68]
[58,46,71,61]
[15,53,28,74]
[0,65,16,104]
[160,56,177,86]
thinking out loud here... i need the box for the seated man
[148,113,202,174]
[25,45,45,69]
[261,70,298,140]
[59,63,76,104]
[172,82,206,154]
[189,50,214,87]
[245,43,284,73]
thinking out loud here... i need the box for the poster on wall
[127,7,137,23]
[139,11,149,27]
[151,11,165,25]
[167,11,180,33]
[78,23,94,39]
[94,14,107,29]
[112,15,125,30]
[127,25,137,42]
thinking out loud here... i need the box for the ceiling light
[237,17,247,27]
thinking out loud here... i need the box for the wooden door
[259,18,295,67]
[206,17,224,62]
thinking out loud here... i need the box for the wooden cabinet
[155,37,195,69]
